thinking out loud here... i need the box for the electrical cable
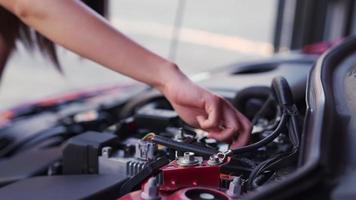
[231,113,287,155]
[251,95,276,124]
[246,77,301,190]
[247,152,287,189]
[151,135,218,156]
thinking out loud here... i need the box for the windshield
[0,0,277,109]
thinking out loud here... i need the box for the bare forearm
[0,0,180,89]
[0,0,252,146]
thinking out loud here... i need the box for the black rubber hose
[271,76,294,107]
[287,107,300,149]
[247,153,286,190]
[233,86,272,119]
[251,95,276,124]
[234,86,271,110]
[246,77,301,190]
[231,113,288,155]
[272,76,300,148]
[151,135,218,156]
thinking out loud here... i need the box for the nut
[177,152,200,167]
[207,155,223,166]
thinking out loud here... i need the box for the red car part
[159,160,220,192]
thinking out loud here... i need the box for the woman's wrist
[154,62,189,95]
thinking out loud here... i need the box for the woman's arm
[1,0,175,89]
[0,0,251,147]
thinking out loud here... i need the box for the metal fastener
[141,177,160,200]
[226,177,242,199]
[177,152,200,167]
[207,154,222,166]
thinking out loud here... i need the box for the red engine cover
[160,160,220,192]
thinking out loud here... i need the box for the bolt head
[184,152,195,161]
[177,152,200,167]
[207,155,222,166]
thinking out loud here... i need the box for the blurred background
[1,0,355,110]
[0,0,278,109]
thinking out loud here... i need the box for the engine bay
[0,55,315,200]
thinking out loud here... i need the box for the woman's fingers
[165,81,251,147]
[208,127,236,143]
[230,113,251,148]
[207,107,239,142]
[206,102,252,148]
[196,96,221,130]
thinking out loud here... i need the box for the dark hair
[0,6,60,71]
[0,0,108,72]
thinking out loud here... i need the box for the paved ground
[0,0,277,110]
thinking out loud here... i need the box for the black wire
[252,96,276,124]
[246,77,301,190]
[247,152,286,190]
[231,113,288,155]
[151,135,218,156]
[247,156,276,189]
[286,105,300,149]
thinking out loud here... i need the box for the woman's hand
[0,0,251,147]
[158,66,252,148]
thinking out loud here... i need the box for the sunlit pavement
[0,0,276,109]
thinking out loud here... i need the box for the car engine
[0,55,315,200]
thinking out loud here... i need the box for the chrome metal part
[141,177,160,200]
[226,177,242,199]
[177,152,201,167]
